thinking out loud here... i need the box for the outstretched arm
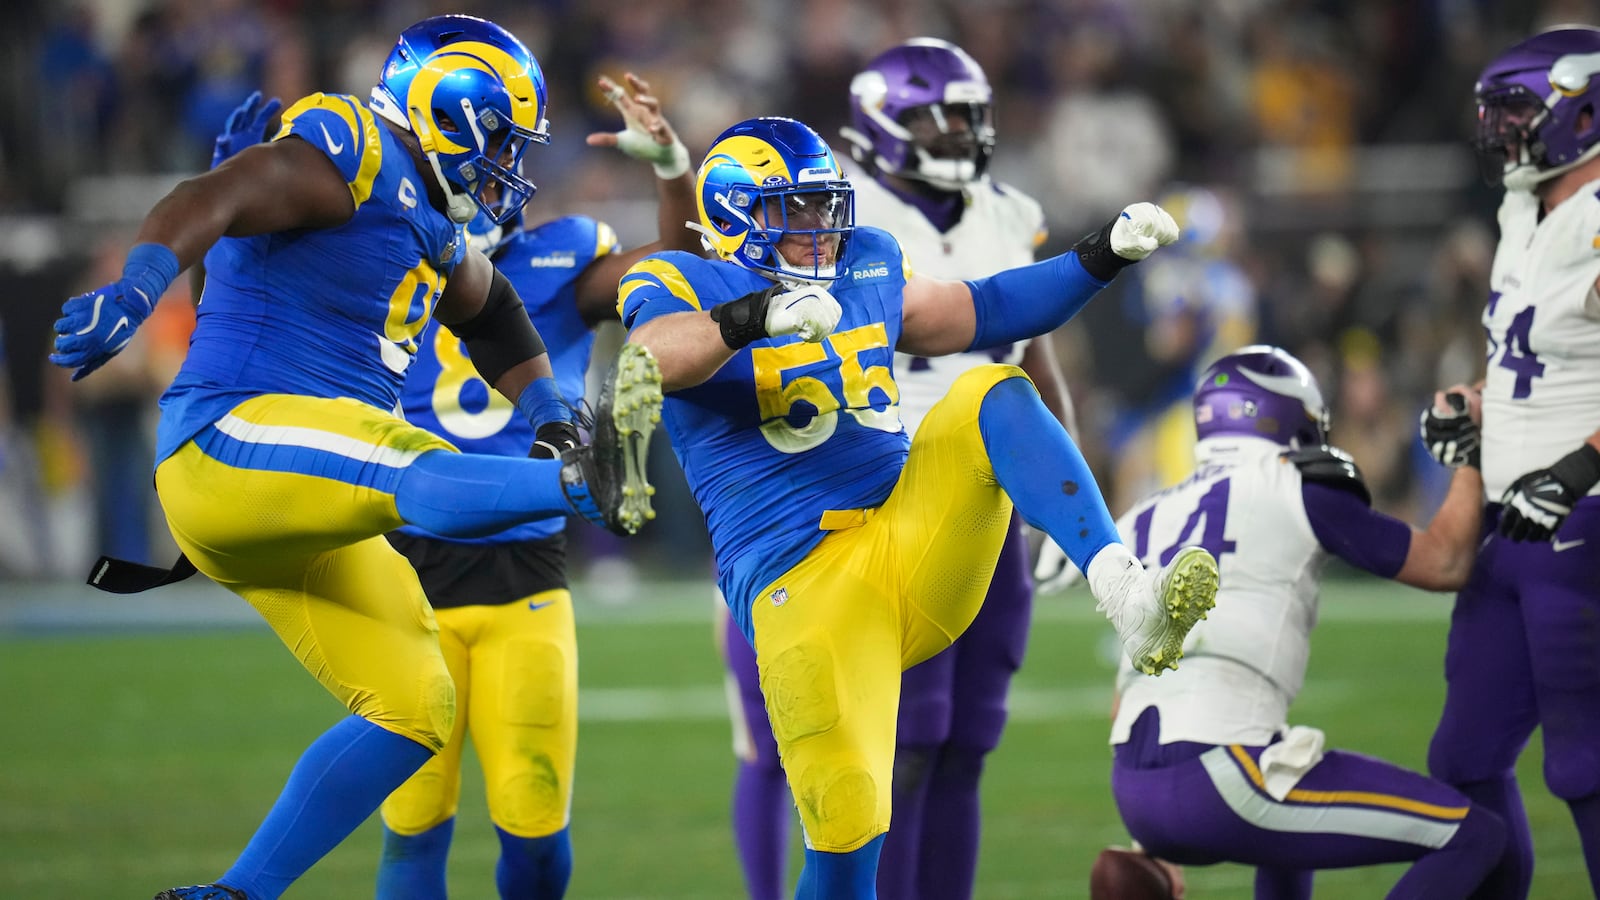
[898,203,1178,357]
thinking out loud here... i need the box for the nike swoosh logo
[1552,538,1587,553]
[74,293,107,335]
[320,122,345,154]
[528,599,555,611]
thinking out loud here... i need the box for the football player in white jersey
[1417,25,1600,899]
[715,38,1077,900]
[1095,346,1506,899]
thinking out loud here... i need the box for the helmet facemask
[896,101,995,190]
[749,186,854,283]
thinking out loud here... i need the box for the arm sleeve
[964,251,1109,352]
[1301,481,1412,578]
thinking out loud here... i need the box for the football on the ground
[1089,847,1182,899]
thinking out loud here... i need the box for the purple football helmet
[1474,26,1600,190]
[842,38,995,190]
[1194,346,1329,448]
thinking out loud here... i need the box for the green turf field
[0,577,1589,898]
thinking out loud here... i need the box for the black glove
[1498,443,1600,541]
[1419,391,1480,469]
[530,420,581,459]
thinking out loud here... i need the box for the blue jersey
[620,226,913,635]
[397,215,618,544]
[155,92,467,464]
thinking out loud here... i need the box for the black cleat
[560,342,662,536]
[154,886,248,900]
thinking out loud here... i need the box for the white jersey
[1109,437,1326,747]
[844,161,1048,435]
[1481,180,1600,498]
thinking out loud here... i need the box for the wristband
[1551,443,1600,496]
[709,285,778,349]
[122,243,181,315]
[654,140,691,180]
[1072,220,1138,282]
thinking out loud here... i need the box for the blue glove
[211,90,282,169]
[51,243,181,381]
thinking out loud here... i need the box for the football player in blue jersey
[719,40,1084,900]
[48,16,662,900]
[618,115,1215,897]
[203,69,700,900]
[373,72,699,900]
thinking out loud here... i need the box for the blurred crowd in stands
[0,0,1588,581]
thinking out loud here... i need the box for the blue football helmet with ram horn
[371,15,550,225]
[691,116,855,284]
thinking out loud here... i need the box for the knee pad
[931,743,989,788]
[373,666,456,753]
[1427,730,1515,787]
[951,364,1029,404]
[1544,745,1600,801]
[761,641,841,745]
[891,744,938,798]
[382,769,458,835]
[492,750,567,837]
[794,760,883,851]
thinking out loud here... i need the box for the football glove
[1110,202,1181,262]
[1498,443,1600,542]
[530,420,581,459]
[710,283,842,348]
[1073,202,1180,280]
[1419,390,1480,469]
[211,90,282,169]
[51,243,180,381]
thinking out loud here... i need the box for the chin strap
[1505,140,1600,191]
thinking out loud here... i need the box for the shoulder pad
[1283,445,1371,506]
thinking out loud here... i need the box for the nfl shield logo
[770,587,789,607]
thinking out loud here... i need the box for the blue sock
[221,716,433,900]
[496,825,573,899]
[393,450,571,538]
[978,377,1119,570]
[795,834,884,900]
[376,818,454,900]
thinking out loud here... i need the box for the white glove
[1110,202,1180,262]
[1033,537,1083,593]
[765,284,842,342]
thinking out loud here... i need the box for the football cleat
[1105,546,1219,676]
[559,342,662,536]
[153,886,248,900]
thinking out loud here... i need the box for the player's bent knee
[794,761,884,852]
[760,641,841,745]
[1544,751,1600,801]
[947,364,1030,410]
[1427,735,1515,787]
[381,770,457,835]
[359,666,457,753]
